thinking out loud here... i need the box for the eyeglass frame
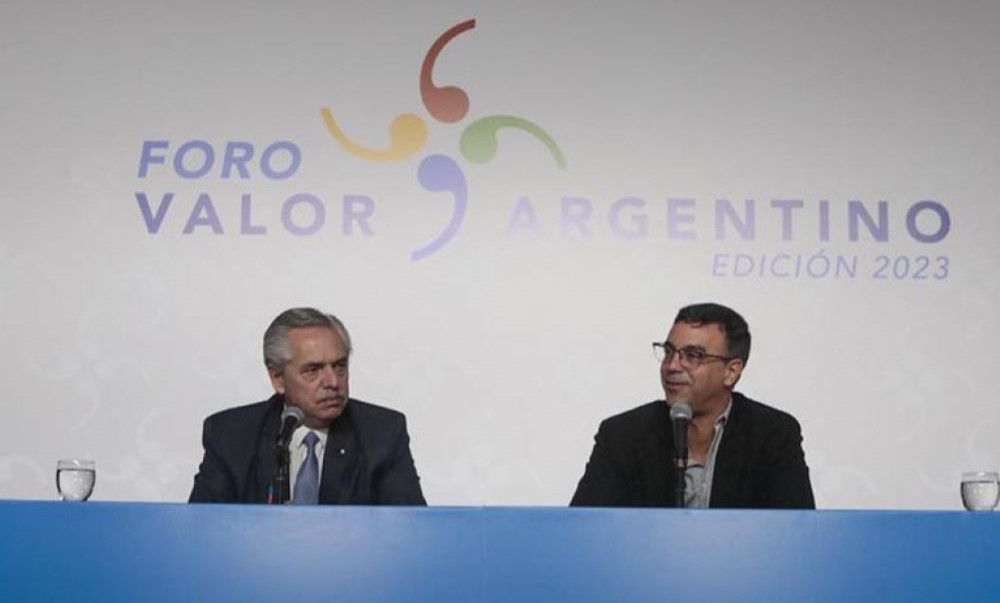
[652,341,737,369]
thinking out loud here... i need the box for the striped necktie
[292,431,320,505]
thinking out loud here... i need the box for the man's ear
[267,367,285,395]
[723,359,745,388]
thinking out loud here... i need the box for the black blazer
[189,395,426,505]
[570,392,815,508]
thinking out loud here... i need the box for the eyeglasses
[652,342,734,369]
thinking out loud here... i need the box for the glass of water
[56,459,96,501]
[961,471,999,511]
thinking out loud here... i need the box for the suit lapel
[650,403,676,505]
[710,395,747,507]
[253,398,283,503]
[319,402,360,504]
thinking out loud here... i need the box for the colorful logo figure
[320,19,566,261]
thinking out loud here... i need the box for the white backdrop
[2,0,998,509]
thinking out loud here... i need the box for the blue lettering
[507,196,541,235]
[848,200,888,242]
[770,199,803,241]
[174,140,214,180]
[135,192,173,233]
[183,193,224,234]
[561,197,593,237]
[342,195,374,236]
[138,141,169,178]
[260,141,301,180]
[609,197,648,239]
[667,198,695,240]
[222,142,254,179]
[282,193,325,235]
[715,199,755,240]
[240,194,266,235]
[906,200,950,243]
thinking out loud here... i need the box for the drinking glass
[961,471,999,511]
[56,459,96,501]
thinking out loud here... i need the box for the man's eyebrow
[666,341,707,351]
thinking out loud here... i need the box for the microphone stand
[268,439,291,505]
[670,406,691,509]
[674,455,687,508]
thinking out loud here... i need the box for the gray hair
[263,307,353,372]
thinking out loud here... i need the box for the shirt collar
[292,424,329,448]
[716,396,733,428]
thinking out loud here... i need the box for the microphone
[269,405,305,505]
[669,403,692,465]
[277,406,305,446]
[669,402,692,507]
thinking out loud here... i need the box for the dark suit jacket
[570,392,815,508]
[189,395,426,505]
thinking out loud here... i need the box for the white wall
[2,0,998,509]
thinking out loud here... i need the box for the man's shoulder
[346,398,408,427]
[204,397,278,428]
[343,399,410,447]
[731,392,802,429]
[599,400,666,431]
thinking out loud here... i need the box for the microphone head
[281,405,305,427]
[669,402,692,422]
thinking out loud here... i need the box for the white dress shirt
[289,425,328,494]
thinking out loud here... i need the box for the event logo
[319,19,566,260]
[133,19,953,281]
[135,19,565,262]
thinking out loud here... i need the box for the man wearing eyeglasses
[570,302,815,508]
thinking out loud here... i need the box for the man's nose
[663,350,684,371]
[319,364,339,386]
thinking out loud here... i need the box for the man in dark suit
[571,303,814,509]
[189,307,425,505]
